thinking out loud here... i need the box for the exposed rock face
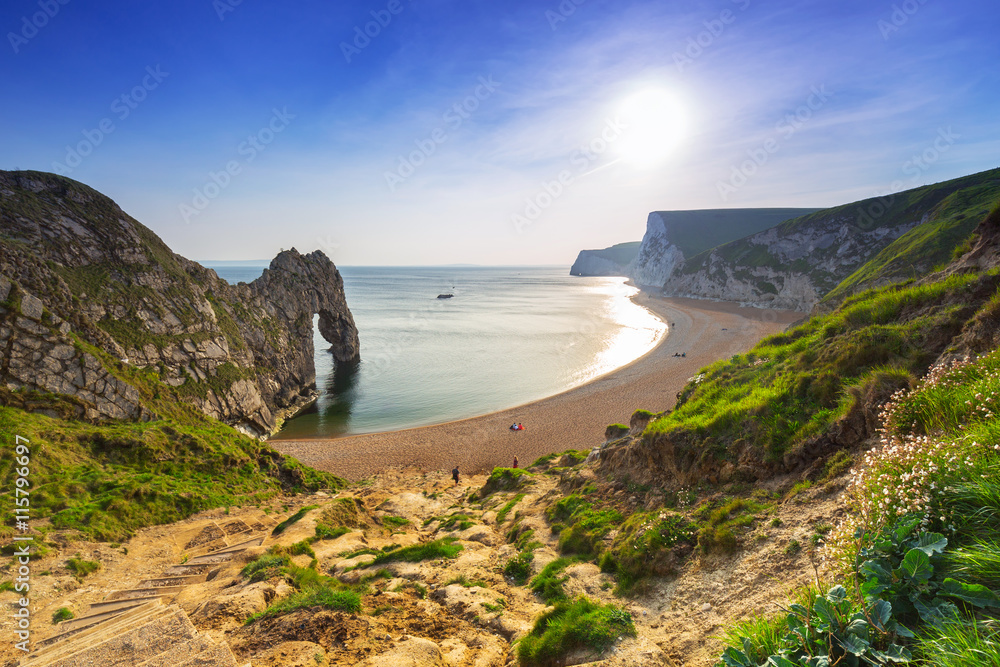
[0,170,359,436]
[659,170,1000,312]
[630,213,685,287]
[661,213,919,311]
[569,241,640,277]
[628,209,819,289]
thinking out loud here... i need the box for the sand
[269,295,803,481]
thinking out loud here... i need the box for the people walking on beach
[513,456,518,468]
[452,466,459,485]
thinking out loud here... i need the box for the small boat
[437,293,454,299]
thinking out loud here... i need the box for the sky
[2,0,999,266]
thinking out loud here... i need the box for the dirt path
[270,296,802,480]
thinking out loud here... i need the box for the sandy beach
[269,296,803,481]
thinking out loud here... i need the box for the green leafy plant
[720,585,912,667]
[856,517,1000,627]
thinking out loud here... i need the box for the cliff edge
[0,170,359,436]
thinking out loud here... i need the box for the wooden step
[163,563,212,576]
[137,573,208,588]
[23,601,168,664]
[187,536,264,564]
[45,606,197,667]
[133,635,215,667]
[87,596,164,616]
[107,585,185,601]
[175,641,240,667]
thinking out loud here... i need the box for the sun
[614,88,687,168]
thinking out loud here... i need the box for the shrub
[66,558,100,580]
[601,511,696,588]
[503,552,533,585]
[52,607,74,624]
[518,597,635,666]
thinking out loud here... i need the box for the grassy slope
[677,169,1000,295]
[0,329,343,542]
[661,208,821,258]
[823,183,1000,305]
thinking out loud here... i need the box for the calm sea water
[203,265,666,438]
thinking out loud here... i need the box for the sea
[202,264,666,439]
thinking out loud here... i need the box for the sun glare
[615,88,687,168]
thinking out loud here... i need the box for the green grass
[445,575,489,588]
[311,524,351,542]
[599,510,696,589]
[546,494,622,558]
[66,557,99,579]
[495,493,525,525]
[643,272,992,465]
[369,538,463,565]
[51,607,74,624]
[437,513,475,531]
[248,585,361,622]
[271,505,318,536]
[517,597,636,666]
[0,405,342,542]
[919,621,1000,667]
[241,553,291,583]
[530,557,580,604]
[480,467,533,497]
[381,515,410,530]
[503,552,534,585]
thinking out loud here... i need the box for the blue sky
[2,0,998,265]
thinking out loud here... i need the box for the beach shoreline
[269,295,803,481]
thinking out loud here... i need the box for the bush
[52,607,74,624]
[518,597,636,666]
[66,558,100,580]
[503,552,533,585]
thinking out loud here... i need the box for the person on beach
[513,456,518,468]
[452,466,459,485]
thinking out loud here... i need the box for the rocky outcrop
[0,170,359,436]
[663,170,1000,312]
[628,209,819,289]
[570,242,640,277]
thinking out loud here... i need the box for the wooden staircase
[21,512,278,667]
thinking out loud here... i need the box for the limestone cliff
[666,169,1000,312]
[569,242,640,277]
[628,209,819,288]
[0,170,359,436]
